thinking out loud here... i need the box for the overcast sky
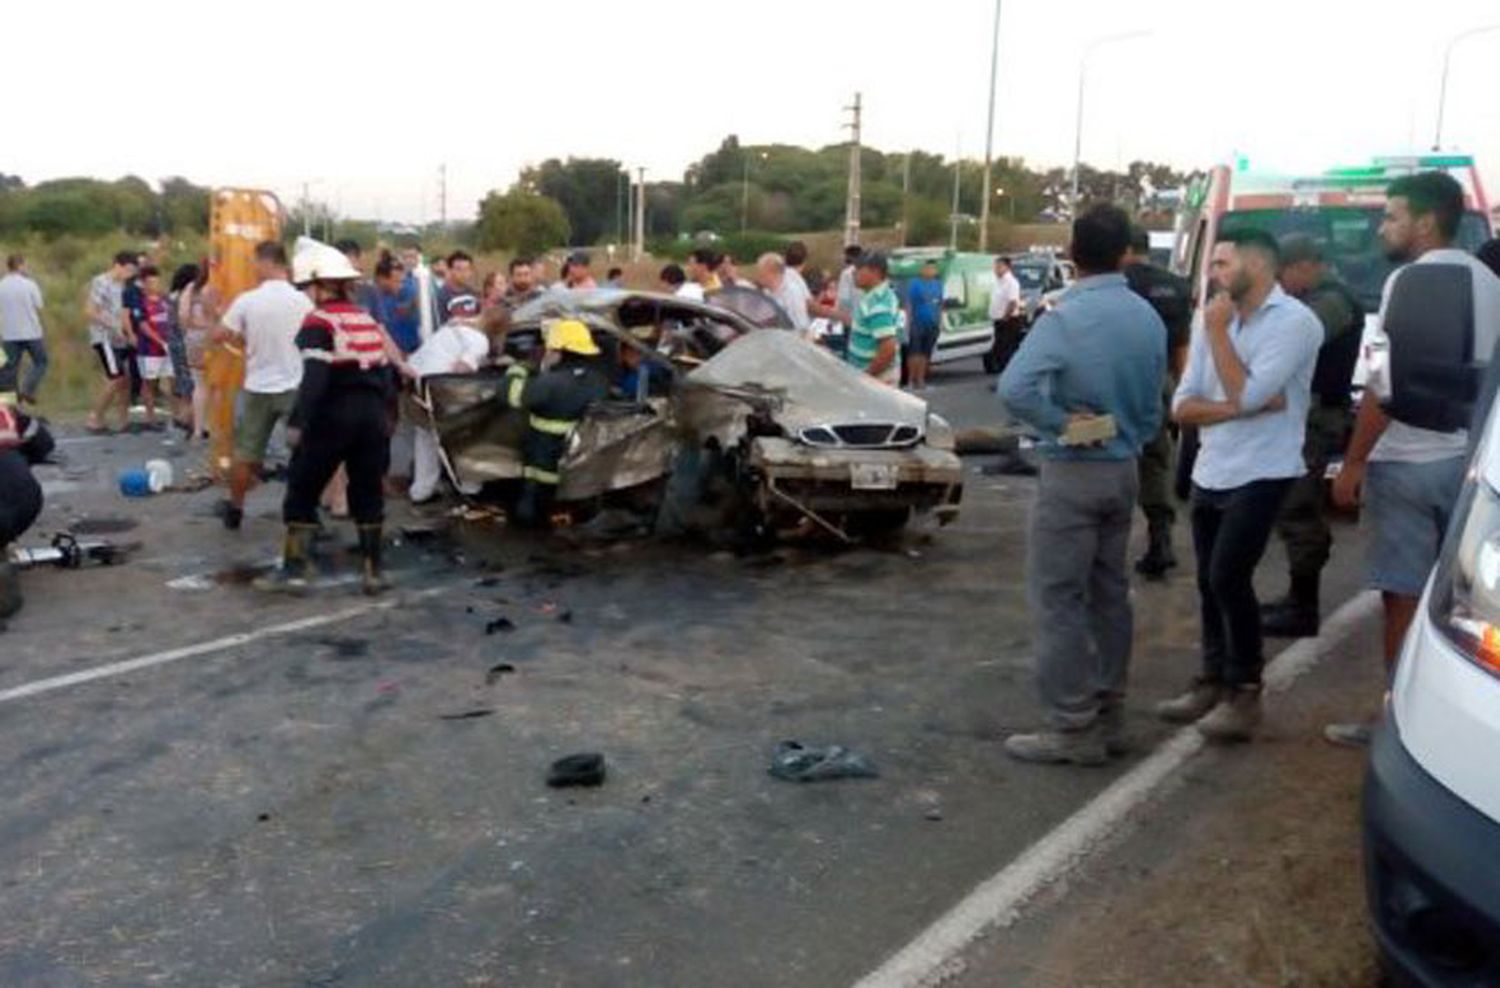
[7,0,1500,225]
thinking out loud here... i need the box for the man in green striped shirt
[846,253,901,385]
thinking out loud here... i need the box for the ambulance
[1170,154,1495,389]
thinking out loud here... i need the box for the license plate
[850,463,899,490]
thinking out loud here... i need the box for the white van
[1364,399,1500,981]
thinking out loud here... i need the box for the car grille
[799,423,922,449]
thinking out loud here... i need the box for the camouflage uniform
[1265,276,1362,632]
[1123,262,1192,577]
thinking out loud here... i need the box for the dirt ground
[953,620,1388,988]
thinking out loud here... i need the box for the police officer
[503,319,609,528]
[1262,234,1362,637]
[0,384,52,625]
[1123,226,1193,578]
[258,239,394,595]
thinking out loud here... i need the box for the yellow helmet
[545,319,600,356]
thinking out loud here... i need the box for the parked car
[1010,252,1074,324]
[421,290,963,541]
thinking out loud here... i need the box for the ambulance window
[943,272,967,306]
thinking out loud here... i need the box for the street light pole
[1434,24,1500,150]
[979,0,1002,252]
[1071,31,1149,214]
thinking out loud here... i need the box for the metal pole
[633,167,646,262]
[1072,31,1149,215]
[900,152,912,247]
[979,0,1002,251]
[949,136,961,251]
[1434,25,1500,150]
[844,93,862,246]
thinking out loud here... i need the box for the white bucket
[144,459,174,493]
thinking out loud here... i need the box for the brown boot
[357,524,390,596]
[253,524,316,595]
[1154,678,1222,724]
[1198,686,1263,743]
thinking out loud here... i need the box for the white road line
[853,589,1382,988]
[0,588,443,706]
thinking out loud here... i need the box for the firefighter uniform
[504,320,610,528]
[0,402,50,624]
[1124,261,1193,578]
[259,238,394,595]
[1263,275,1362,636]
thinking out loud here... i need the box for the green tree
[520,157,626,246]
[475,189,570,255]
[160,177,210,235]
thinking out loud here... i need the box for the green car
[887,249,997,369]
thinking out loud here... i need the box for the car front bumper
[747,437,963,521]
[1363,717,1500,985]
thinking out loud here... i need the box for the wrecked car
[421,289,963,541]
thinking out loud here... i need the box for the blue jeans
[1,340,48,401]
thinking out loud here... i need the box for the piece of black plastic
[547,752,606,788]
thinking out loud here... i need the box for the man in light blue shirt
[1159,228,1321,743]
[997,205,1166,765]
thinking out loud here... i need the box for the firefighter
[503,319,609,528]
[0,387,52,625]
[257,239,394,595]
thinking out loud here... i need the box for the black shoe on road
[221,502,244,532]
[1261,606,1319,638]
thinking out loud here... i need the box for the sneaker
[1154,679,1222,724]
[1197,687,1263,744]
[1003,727,1109,766]
[1097,704,1131,757]
[1323,722,1373,748]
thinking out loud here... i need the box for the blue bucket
[119,468,154,497]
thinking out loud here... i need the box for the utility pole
[617,170,626,245]
[633,167,646,262]
[900,152,912,247]
[301,180,310,237]
[979,0,1002,252]
[438,163,448,231]
[625,170,635,253]
[843,92,862,247]
[949,136,962,250]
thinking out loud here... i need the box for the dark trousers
[992,317,1025,374]
[1,340,49,401]
[1190,479,1293,686]
[283,397,390,527]
[0,451,42,546]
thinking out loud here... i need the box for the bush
[648,230,790,264]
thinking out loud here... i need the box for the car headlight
[1429,474,1500,680]
[926,412,956,451]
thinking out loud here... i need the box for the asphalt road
[0,358,1370,987]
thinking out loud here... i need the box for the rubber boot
[514,479,555,530]
[0,559,23,625]
[253,524,316,594]
[1134,517,1176,580]
[1262,571,1320,638]
[357,524,390,596]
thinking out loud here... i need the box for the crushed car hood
[686,330,928,439]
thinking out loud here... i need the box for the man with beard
[1158,229,1321,743]
[1327,171,1500,746]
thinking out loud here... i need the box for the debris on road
[439,708,495,721]
[485,662,516,684]
[547,752,606,788]
[484,616,516,635]
[768,741,879,782]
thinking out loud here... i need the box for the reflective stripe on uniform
[506,367,527,407]
[529,414,577,436]
[301,350,334,362]
[522,465,561,485]
[314,307,389,370]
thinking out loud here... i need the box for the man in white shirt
[1329,171,1500,746]
[0,255,47,406]
[216,241,314,531]
[989,255,1024,373]
[753,252,811,334]
[407,293,490,504]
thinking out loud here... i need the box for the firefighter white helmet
[291,236,360,285]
